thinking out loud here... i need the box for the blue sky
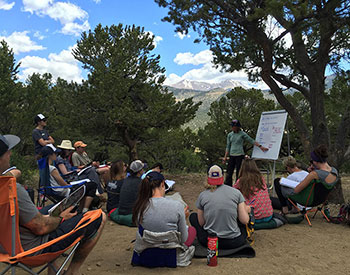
[0,0,257,87]
[0,1,341,88]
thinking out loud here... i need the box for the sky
[0,1,341,89]
[0,0,260,88]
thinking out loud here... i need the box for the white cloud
[265,16,292,48]
[22,0,52,13]
[165,49,268,88]
[33,31,45,40]
[0,0,15,10]
[19,46,83,83]
[174,50,213,65]
[22,0,89,36]
[0,31,46,54]
[61,20,90,36]
[146,31,163,48]
[92,0,101,3]
[175,32,190,40]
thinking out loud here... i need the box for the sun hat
[130,160,145,173]
[57,140,75,150]
[0,135,20,157]
[207,165,224,186]
[74,141,87,148]
[230,119,241,127]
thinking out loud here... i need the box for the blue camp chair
[36,157,86,207]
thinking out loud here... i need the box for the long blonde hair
[237,159,264,198]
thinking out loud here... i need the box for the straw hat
[57,140,75,150]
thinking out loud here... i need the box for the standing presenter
[223,119,268,186]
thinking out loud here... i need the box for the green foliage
[197,87,276,165]
[72,24,200,160]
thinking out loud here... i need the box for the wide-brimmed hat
[0,135,20,157]
[57,140,75,150]
[207,165,224,186]
[74,141,87,148]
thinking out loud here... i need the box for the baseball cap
[230,119,241,127]
[130,160,145,173]
[207,165,224,186]
[40,144,61,157]
[0,135,20,157]
[34,113,47,124]
[74,141,87,148]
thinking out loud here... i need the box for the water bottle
[207,233,218,266]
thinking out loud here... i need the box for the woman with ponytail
[132,171,196,247]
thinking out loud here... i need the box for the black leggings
[225,155,244,186]
[189,213,247,249]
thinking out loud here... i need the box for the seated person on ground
[233,158,274,224]
[132,171,196,266]
[190,165,251,249]
[274,145,339,213]
[0,134,106,275]
[109,160,145,226]
[41,144,98,213]
[106,160,127,213]
[32,113,54,158]
[274,156,309,214]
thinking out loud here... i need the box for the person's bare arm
[253,141,268,152]
[294,171,318,193]
[23,206,77,235]
[51,168,69,186]
[58,163,69,175]
[48,136,54,144]
[238,202,250,225]
[197,209,205,226]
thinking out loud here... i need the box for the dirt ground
[3,174,350,274]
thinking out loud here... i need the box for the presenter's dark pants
[189,213,247,249]
[225,155,244,186]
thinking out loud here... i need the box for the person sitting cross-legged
[0,134,106,275]
[190,165,251,249]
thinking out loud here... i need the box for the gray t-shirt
[18,183,49,251]
[196,185,245,239]
[141,197,188,243]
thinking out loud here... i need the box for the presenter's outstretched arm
[254,142,268,152]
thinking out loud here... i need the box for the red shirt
[233,178,273,220]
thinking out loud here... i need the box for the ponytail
[132,173,164,225]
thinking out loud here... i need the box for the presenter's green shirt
[226,130,255,156]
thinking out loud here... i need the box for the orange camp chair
[0,176,102,274]
[288,179,337,226]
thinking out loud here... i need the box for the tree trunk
[123,128,138,162]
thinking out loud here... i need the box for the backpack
[330,204,350,225]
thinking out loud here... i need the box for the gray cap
[0,135,20,157]
[130,160,145,173]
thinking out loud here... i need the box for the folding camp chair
[288,179,338,226]
[36,157,86,207]
[0,176,102,275]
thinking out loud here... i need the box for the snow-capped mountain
[169,79,248,91]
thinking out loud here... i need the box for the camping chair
[0,176,102,275]
[288,179,338,226]
[36,157,86,207]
